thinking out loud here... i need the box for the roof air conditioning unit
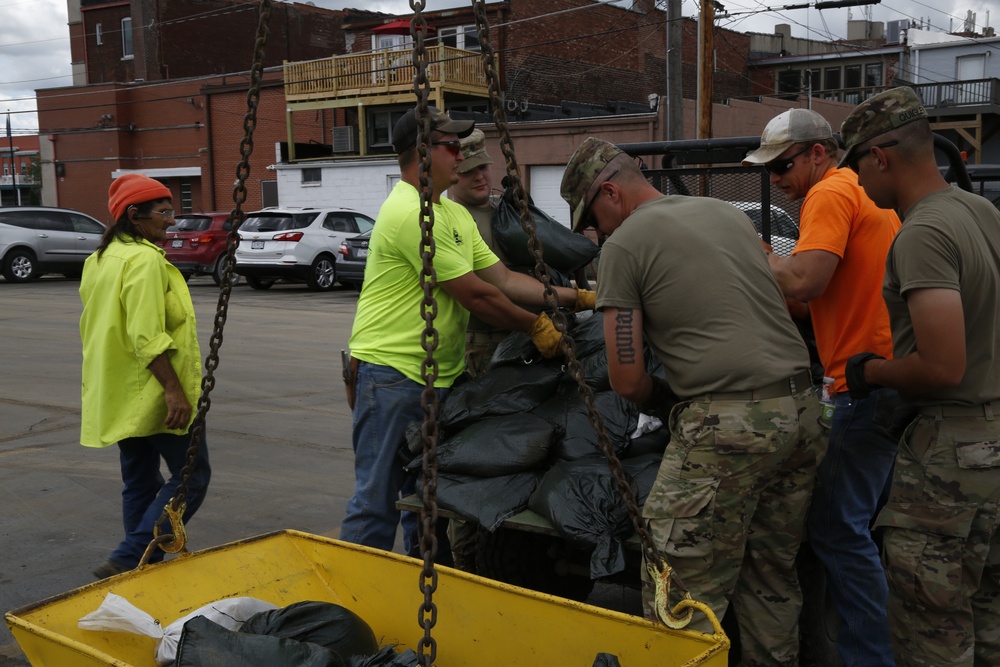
[332,126,357,153]
[886,19,908,44]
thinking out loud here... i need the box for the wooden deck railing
[284,45,487,102]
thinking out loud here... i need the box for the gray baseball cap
[391,106,474,154]
[457,129,493,174]
[839,87,927,168]
[742,109,833,166]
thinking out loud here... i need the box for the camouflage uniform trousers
[448,328,512,572]
[640,387,824,667]
[873,412,1000,667]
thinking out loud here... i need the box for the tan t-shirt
[884,186,1000,405]
[597,195,810,397]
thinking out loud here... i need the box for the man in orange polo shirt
[744,109,902,667]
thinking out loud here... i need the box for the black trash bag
[625,422,670,458]
[351,646,419,667]
[174,615,345,667]
[439,363,564,432]
[493,188,600,274]
[561,311,608,361]
[532,386,637,462]
[592,654,623,667]
[416,471,543,531]
[240,601,378,661]
[578,347,610,392]
[406,413,557,477]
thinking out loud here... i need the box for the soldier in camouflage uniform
[843,86,1000,666]
[561,137,825,666]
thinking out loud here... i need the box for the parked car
[337,229,371,291]
[158,211,239,286]
[235,207,375,291]
[727,200,799,257]
[0,206,106,282]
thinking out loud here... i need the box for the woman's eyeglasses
[763,145,811,176]
[430,140,462,157]
[138,210,176,221]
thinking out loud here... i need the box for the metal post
[6,112,18,207]
[666,0,683,142]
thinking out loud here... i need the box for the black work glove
[845,352,885,399]
[636,375,678,423]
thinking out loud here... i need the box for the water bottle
[819,376,835,429]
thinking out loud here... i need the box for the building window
[96,23,103,46]
[777,70,800,94]
[824,67,841,92]
[864,63,882,88]
[437,25,480,51]
[368,109,408,148]
[302,168,322,185]
[122,17,133,59]
[805,68,820,92]
[845,65,862,89]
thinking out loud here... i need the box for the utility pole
[697,0,714,140]
[5,112,18,207]
[665,0,683,142]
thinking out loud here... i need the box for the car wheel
[245,276,276,290]
[3,249,39,283]
[306,255,336,292]
[212,255,239,287]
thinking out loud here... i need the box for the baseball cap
[391,106,474,154]
[838,86,927,168]
[742,109,833,166]
[457,129,493,174]
[560,137,630,232]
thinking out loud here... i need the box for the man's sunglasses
[430,140,462,157]
[846,140,899,173]
[763,145,811,176]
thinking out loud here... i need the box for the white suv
[235,207,375,291]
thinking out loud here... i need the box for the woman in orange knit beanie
[80,173,212,579]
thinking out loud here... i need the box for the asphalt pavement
[0,275,640,666]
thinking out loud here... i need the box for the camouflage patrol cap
[560,137,630,232]
[457,129,493,174]
[838,87,927,168]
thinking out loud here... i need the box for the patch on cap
[839,87,926,168]
[391,106,475,154]
[457,129,493,173]
[742,109,833,165]
[560,137,628,232]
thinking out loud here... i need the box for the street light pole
[5,112,19,207]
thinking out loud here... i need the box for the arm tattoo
[614,309,638,365]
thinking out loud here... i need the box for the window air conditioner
[332,126,357,153]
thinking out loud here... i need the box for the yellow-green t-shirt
[79,237,202,447]
[349,181,499,386]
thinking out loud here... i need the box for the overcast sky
[0,0,995,136]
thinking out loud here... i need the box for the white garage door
[528,166,571,228]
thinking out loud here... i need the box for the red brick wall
[81,3,135,84]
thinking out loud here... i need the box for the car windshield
[169,217,212,233]
[242,212,317,233]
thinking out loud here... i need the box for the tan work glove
[574,288,597,312]
[528,313,563,358]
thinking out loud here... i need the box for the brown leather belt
[919,402,995,420]
[694,370,812,402]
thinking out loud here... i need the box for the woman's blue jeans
[340,362,450,556]
[808,388,901,667]
[110,430,211,567]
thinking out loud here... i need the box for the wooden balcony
[284,45,489,107]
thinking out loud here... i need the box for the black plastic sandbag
[592,654,623,667]
[407,413,557,476]
[173,616,345,667]
[439,363,564,432]
[351,646,419,666]
[492,188,600,273]
[240,601,377,661]
[416,471,543,531]
[532,385,638,461]
[528,453,663,579]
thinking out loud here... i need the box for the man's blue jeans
[340,362,450,555]
[808,388,901,667]
[110,430,211,567]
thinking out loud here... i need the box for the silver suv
[235,207,375,291]
[0,207,106,282]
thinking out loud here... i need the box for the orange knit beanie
[108,174,172,221]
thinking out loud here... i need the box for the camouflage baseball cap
[560,137,629,232]
[457,129,493,174]
[742,108,832,165]
[391,106,474,154]
[838,86,927,168]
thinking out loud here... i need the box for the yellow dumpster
[6,529,728,666]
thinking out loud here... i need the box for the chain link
[470,0,683,600]
[409,2,441,665]
[141,0,272,564]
